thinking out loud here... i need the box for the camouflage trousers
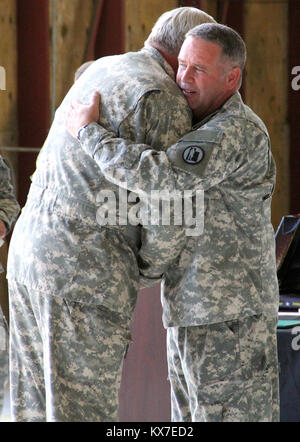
[167,314,280,422]
[8,279,131,422]
[0,306,8,413]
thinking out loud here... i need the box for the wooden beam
[124,0,178,52]
[222,0,244,36]
[221,0,246,99]
[244,0,289,229]
[179,0,217,18]
[50,0,95,109]
[17,0,51,209]
[94,0,125,58]
[84,0,105,61]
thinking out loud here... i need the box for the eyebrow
[178,58,207,70]
[194,64,207,71]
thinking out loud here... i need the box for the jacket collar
[193,92,244,129]
[141,44,175,80]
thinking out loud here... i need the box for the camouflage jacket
[75,92,279,327]
[6,46,192,325]
[0,155,19,231]
[0,155,19,273]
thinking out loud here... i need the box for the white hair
[145,7,216,55]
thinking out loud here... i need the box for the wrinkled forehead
[179,36,223,66]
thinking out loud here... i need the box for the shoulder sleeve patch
[167,129,223,176]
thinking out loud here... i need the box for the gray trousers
[8,279,131,422]
[167,314,280,422]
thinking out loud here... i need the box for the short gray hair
[145,7,216,55]
[186,23,247,71]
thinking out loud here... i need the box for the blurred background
[0,0,299,421]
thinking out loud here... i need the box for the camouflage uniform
[74,92,280,421]
[0,308,8,414]
[7,46,192,421]
[0,156,20,238]
[0,155,20,413]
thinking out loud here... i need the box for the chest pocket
[167,129,223,178]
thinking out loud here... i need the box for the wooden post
[94,0,125,58]
[201,0,218,18]
[124,0,178,52]
[50,0,95,110]
[0,0,18,323]
[244,0,290,229]
[17,0,51,208]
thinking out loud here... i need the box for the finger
[91,90,101,106]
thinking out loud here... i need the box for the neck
[150,43,178,73]
[194,91,236,122]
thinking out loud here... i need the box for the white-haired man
[7,8,215,422]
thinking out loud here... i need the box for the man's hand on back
[66,90,100,139]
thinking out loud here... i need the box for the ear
[226,67,241,90]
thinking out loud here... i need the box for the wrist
[77,124,89,141]
[78,122,109,159]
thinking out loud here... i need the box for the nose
[179,66,193,84]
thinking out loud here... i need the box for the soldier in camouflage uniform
[66,24,280,422]
[6,8,215,422]
[0,155,19,415]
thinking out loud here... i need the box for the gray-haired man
[67,24,280,422]
[7,8,215,422]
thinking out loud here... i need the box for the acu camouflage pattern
[9,279,130,422]
[78,90,280,422]
[7,45,192,325]
[0,155,19,413]
[0,155,20,233]
[167,314,279,422]
[0,307,8,413]
[7,46,191,421]
[78,92,280,327]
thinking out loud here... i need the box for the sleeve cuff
[79,122,109,158]
[139,274,162,289]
